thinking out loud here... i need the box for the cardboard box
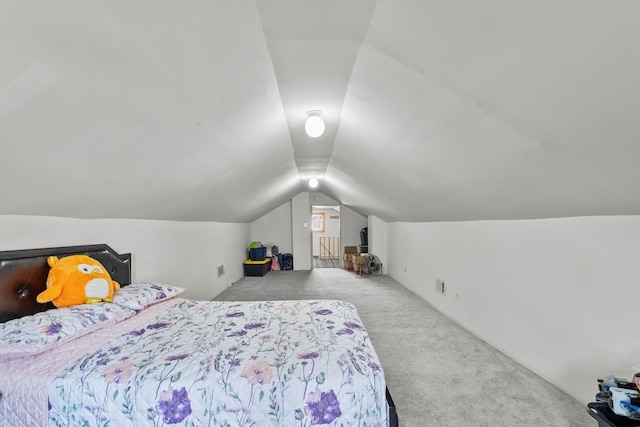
[343,260,354,270]
[344,246,357,255]
[352,255,365,265]
[352,255,366,274]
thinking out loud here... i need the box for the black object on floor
[387,387,399,427]
[587,402,640,427]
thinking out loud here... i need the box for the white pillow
[112,282,184,310]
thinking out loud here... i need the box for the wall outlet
[217,265,225,277]
[436,278,446,295]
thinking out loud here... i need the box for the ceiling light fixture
[304,110,325,138]
[308,178,319,188]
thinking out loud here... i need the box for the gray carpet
[214,269,595,427]
[313,256,340,268]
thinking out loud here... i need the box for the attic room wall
[385,215,640,405]
[0,215,250,301]
[341,206,368,251]
[368,216,388,274]
[250,193,368,267]
[291,192,312,270]
[250,201,293,255]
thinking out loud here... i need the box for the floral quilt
[48,299,387,426]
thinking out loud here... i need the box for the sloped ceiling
[1,0,639,223]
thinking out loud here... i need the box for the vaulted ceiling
[1,0,639,223]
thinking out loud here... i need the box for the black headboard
[0,244,131,323]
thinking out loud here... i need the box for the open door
[311,205,340,268]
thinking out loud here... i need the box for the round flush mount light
[308,178,319,188]
[304,110,325,138]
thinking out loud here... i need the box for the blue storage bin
[250,246,267,261]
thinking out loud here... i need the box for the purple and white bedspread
[47,299,387,426]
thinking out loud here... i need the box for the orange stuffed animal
[36,255,120,308]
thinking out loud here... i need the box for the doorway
[311,205,340,268]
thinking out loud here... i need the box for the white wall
[369,215,388,273]
[250,201,292,254]
[0,215,250,301]
[310,192,337,205]
[340,206,367,251]
[385,215,640,404]
[291,192,312,270]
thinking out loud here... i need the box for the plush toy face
[36,255,121,308]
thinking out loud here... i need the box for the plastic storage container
[243,258,271,276]
[249,246,267,261]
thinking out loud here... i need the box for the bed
[0,244,398,426]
